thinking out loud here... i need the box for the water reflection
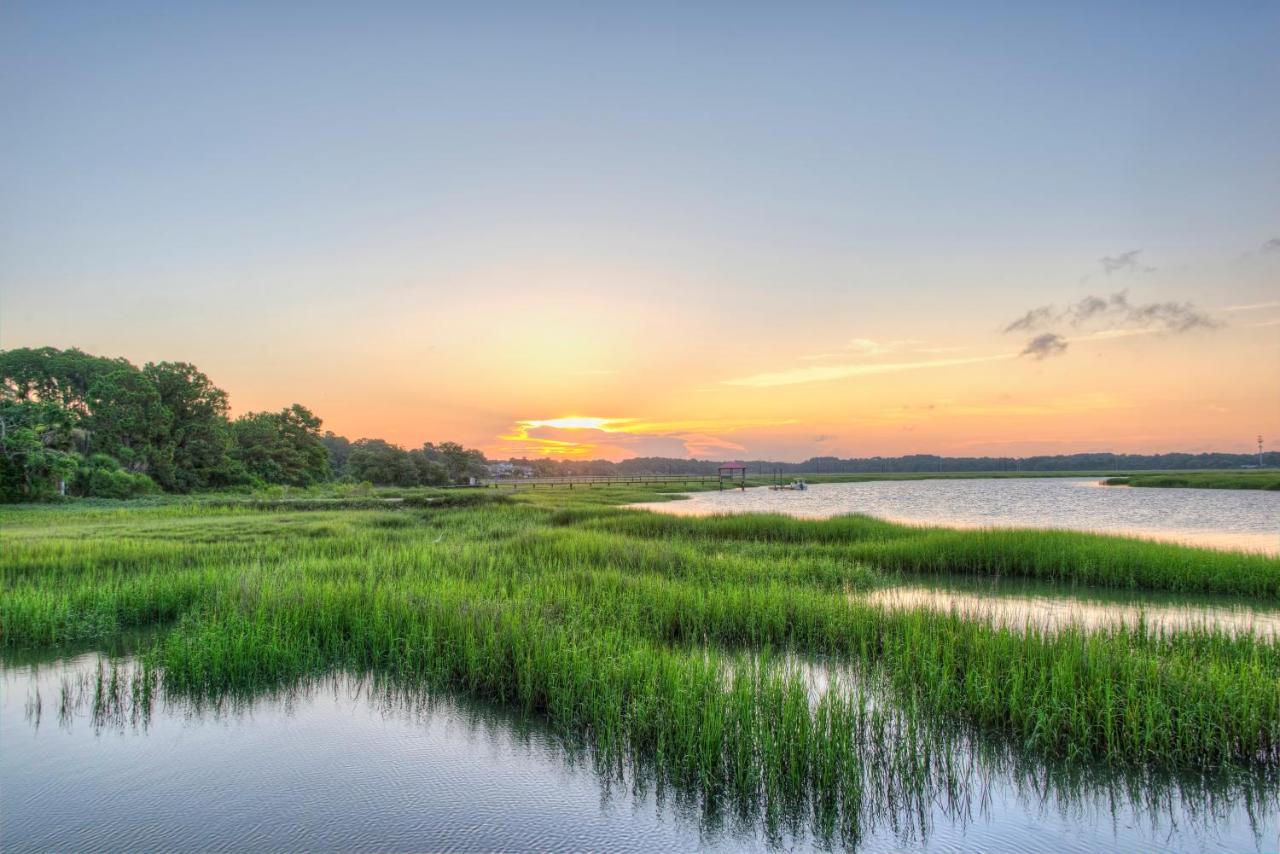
[861,576,1280,638]
[633,478,1280,554]
[3,653,1276,853]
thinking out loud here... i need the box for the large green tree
[0,347,130,416]
[231,404,331,486]
[0,399,79,501]
[143,362,236,490]
[321,431,352,478]
[347,439,418,486]
[407,446,448,486]
[421,441,488,484]
[83,368,172,475]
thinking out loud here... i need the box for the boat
[769,479,807,491]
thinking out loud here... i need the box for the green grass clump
[585,509,1280,596]
[1105,471,1280,490]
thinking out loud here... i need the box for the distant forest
[494,451,1278,479]
[2,346,1272,502]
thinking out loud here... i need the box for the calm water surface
[634,478,1280,554]
[2,652,1277,853]
[862,575,1280,638]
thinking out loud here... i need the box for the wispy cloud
[1004,291,1214,334]
[1075,327,1158,342]
[1124,300,1217,332]
[719,286,1225,389]
[1019,333,1068,360]
[1003,293,1135,333]
[999,288,1227,362]
[798,337,965,361]
[921,392,1128,419]
[1261,238,1280,254]
[1001,291,1217,359]
[846,337,891,355]
[1219,300,1280,313]
[1002,306,1056,334]
[722,353,1014,388]
[1099,250,1156,275]
[1068,293,1128,325]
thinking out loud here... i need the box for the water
[2,653,1277,853]
[862,575,1280,637]
[633,478,1280,553]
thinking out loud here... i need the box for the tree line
[0,347,487,501]
[493,450,1278,478]
[321,434,487,487]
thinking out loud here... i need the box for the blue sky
[2,2,1277,458]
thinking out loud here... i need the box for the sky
[2,1,1278,462]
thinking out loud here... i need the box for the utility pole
[1259,435,1265,469]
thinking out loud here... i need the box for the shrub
[70,454,159,499]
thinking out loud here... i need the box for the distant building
[488,461,534,478]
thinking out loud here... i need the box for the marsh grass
[3,489,1279,819]
[1106,472,1280,491]
[580,507,1280,596]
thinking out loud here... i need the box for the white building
[488,461,534,478]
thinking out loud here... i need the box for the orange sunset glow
[157,282,1273,462]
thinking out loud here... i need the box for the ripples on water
[2,653,1277,853]
[633,477,1280,554]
